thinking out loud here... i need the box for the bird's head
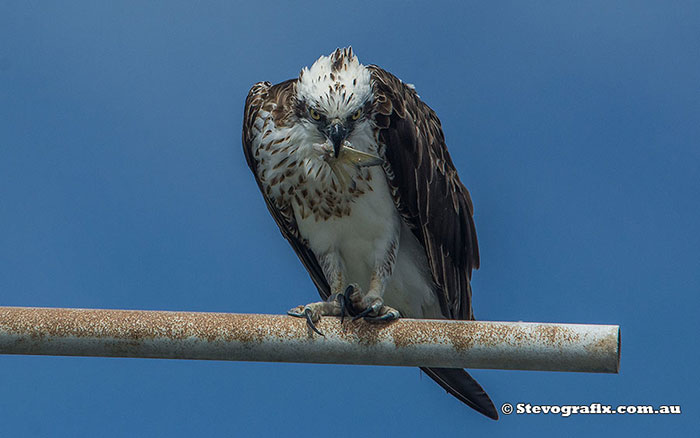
[295,47,374,159]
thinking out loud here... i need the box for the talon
[304,308,325,337]
[364,309,401,323]
[352,306,374,321]
[337,293,349,323]
[343,284,358,318]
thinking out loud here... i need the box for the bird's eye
[309,108,321,120]
[351,109,363,121]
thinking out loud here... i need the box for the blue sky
[1,1,698,436]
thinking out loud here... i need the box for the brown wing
[368,66,480,320]
[242,80,331,299]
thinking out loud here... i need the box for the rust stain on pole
[0,306,620,373]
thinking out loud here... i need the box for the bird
[242,47,497,420]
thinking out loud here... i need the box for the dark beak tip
[333,141,342,157]
[328,123,347,158]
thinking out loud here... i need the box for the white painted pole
[0,306,620,373]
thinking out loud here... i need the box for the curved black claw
[341,285,357,321]
[352,306,375,322]
[335,294,349,323]
[304,308,325,337]
[363,311,400,323]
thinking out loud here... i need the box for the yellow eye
[309,108,321,120]
[351,108,363,121]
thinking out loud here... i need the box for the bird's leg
[287,252,346,335]
[346,234,401,322]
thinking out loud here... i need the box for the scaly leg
[287,252,347,335]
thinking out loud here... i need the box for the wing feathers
[368,66,479,320]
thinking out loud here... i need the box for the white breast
[293,166,398,288]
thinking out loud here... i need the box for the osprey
[242,48,497,420]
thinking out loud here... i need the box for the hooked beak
[325,121,348,158]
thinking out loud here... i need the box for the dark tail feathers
[421,367,498,420]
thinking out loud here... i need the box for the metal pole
[0,306,620,373]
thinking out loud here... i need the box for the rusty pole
[0,306,620,373]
